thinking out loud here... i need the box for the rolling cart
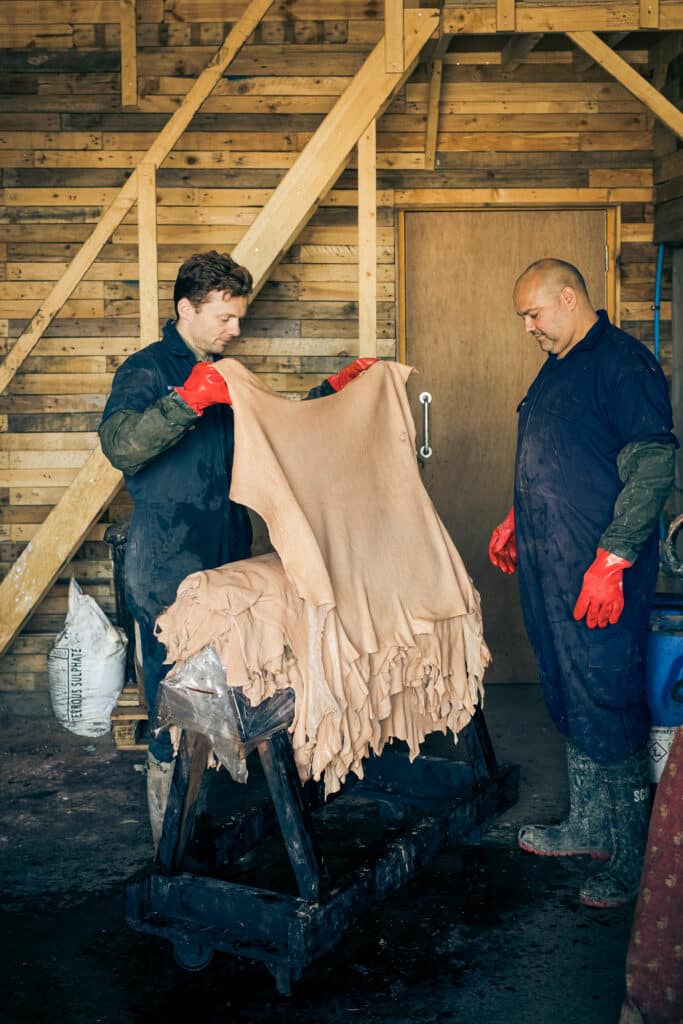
[126,683,518,994]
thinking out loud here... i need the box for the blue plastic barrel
[646,605,683,782]
[647,609,683,727]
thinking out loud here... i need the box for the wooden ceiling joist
[443,2,683,34]
[0,7,439,657]
[567,30,683,138]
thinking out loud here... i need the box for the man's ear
[176,296,194,322]
[560,285,578,311]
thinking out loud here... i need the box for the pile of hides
[155,359,490,794]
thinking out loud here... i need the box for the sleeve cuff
[164,390,201,424]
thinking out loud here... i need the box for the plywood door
[404,209,608,682]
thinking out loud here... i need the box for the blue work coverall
[515,310,677,764]
[100,322,253,760]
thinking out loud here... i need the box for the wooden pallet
[111,687,149,751]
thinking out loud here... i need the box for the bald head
[514,259,591,303]
[513,258,598,359]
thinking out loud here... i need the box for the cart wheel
[173,939,214,972]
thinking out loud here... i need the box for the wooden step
[111,687,149,751]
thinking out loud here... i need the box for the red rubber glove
[488,508,517,575]
[174,362,231,416]
[327,357,378,392]
[573,547,633,629]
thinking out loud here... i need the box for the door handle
[419,391,432,459]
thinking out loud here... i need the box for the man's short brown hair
[173,250,253,315]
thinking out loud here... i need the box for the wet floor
[0,686,633,1024]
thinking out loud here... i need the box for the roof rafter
[566,29,683,137]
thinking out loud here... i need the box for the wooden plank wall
[0,0,672,696]
[654,52,683,241]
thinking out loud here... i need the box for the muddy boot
[579,748,650,909]
[619,999,646,1024]
[518,741,611,859]
[146,751,175,851]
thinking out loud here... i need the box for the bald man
[489,258,677,908]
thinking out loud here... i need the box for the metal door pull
[419,391,432,459]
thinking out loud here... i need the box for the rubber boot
[518,741,611,859]
[579,748,651,909]
[619,999,646,1024]
[146,751,175,851]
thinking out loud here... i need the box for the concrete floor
[0,684,634,1024]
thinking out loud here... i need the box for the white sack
[48,578,127,737]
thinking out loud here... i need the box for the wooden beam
[138,162,159,347]
[496,0,516,32]
[573,31,629,74]
[358,120,377,358]
[385,0,404,73]
[640,0,661,28]
[443,3,683,34]
[0,5,438,657]
[0,0,273,398]
[394,187,652,205]
[673,249,683,513]
[120,0,138,107]
[423,28,452,63]
[649,31,682,90]
[425,57,443,170]
[0,454,124,657]
[607,205,619,325]
[653,63,671,91]
[501,32,543,72]
[231,7,438,290]
[649,30,683,70]
[567,31,683,138]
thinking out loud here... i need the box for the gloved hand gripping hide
[326,357,378,392]
[175,362,232,415]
